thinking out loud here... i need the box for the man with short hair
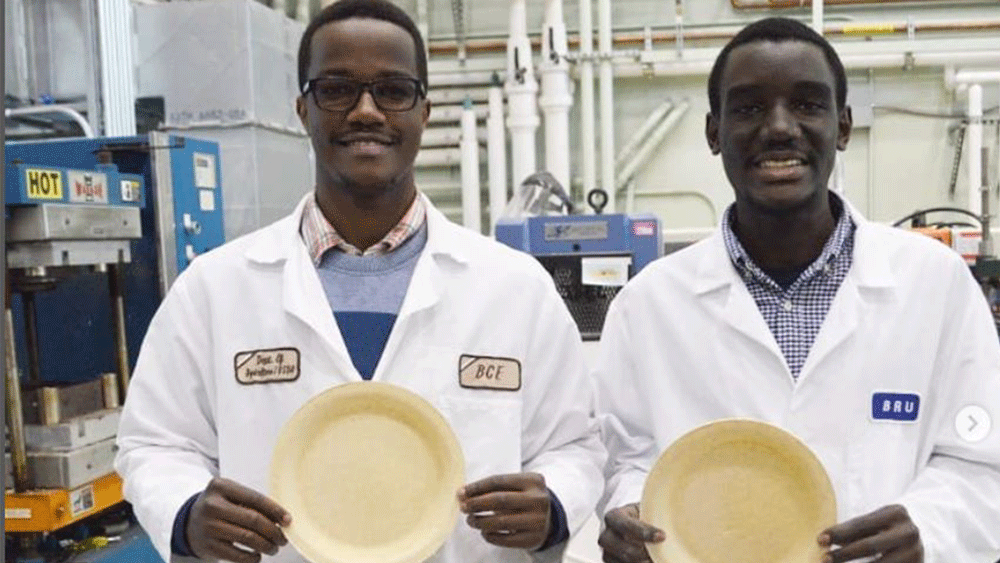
[595,17,1000,563]
[115,2,604,562]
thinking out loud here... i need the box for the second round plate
[641,419,836,563]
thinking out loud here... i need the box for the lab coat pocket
[440,394,523,483]
[848,421,916,517]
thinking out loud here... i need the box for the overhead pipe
[579,0,597,203]
[621,38,1000,78]
[460,98,483,233]
[733,0,986,8]
[598,0,615,212]
[424,20,1000,56]
[505,0,539,190]
[539,0,573,191]
[430,71,505,87]
[487,83,508,231]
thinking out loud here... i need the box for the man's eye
[378,82,414,100]
[795,100,825,112]
[732,104,761,115]
[318,83,355,98]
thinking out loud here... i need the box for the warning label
[68,170,108,204]
[25,168,63,200]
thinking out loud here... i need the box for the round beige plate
[640,419,836,563]
[270,382,465,563]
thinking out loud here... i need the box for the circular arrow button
[955,405,991,443]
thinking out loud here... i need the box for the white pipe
[422,128,486,147]
[429,87,493,105]
[968,83,983,216]
[5,106,96,137]
[487,86,508,231]
[505,0,539,189]
[539,0,573,191]
[579,0,597,203]
[428,105,489,124]
[461,99,483,233]
[415,148,466,168]
[674,0,684,56]
[954,70,1000,84]
[429,70,504,86]
[616,99,673,170]
[812,0,823,34]
[616,50,1000,78]
[97,0,136,136]
[616,101,689,193]
[598,0,615,212]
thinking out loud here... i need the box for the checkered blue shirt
[721,195,856,380]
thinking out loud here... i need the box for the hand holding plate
[819,504,923,563]
[598,503,665,563]
[458,472,551,550]
[187,477,291,563]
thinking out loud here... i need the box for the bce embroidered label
[459,355,521,391]
[234,348,300,384]
[872,392,920,422]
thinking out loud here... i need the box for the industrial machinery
[496,189,662,339]
[4,133,225,562]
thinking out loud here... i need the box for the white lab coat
[596,204,1000,563]
[115,193,605,563]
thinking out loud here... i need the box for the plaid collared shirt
[721,194,856,380]
[299,192,427,265]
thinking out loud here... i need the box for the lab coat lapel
[697,233,786,365]
[371,196,468,379]
[260,197,357,376]
[798,204,894,384]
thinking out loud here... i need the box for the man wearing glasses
[114,1,605,562]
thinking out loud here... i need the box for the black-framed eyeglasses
[302,77,426,112]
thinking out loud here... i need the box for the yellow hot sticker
[25,168,63,200]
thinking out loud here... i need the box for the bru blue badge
[872,392,920,422]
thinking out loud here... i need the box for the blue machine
[496,202,662,340]
[5,134,225,563]
[5,133,225,385]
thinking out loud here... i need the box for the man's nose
[347,89,386,123]
[762,103,798,139]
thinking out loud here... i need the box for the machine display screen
[544,221,609,241]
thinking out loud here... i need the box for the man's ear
[706,113,721,155]
[837,105,853,151]
[296,96,308,129]
[421,97,431,126]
